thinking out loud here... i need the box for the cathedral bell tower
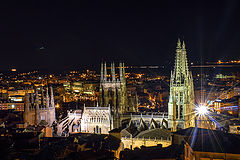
[168,39,195,131]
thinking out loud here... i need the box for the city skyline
[0,1,240,71]
[0,40,240,159]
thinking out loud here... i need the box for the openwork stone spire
[104,62,107,82]
[100,62,104,82]
[111,62,116,82]
[46,87,50,109]
[50,86,55,108]
[172,40,190,86]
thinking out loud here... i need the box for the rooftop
[174,127,240,154]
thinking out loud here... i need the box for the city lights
[55,103,60,109]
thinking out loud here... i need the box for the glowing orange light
[55,103,60,108]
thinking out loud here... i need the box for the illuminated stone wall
[26,108,55,126]
[122,137,172,149]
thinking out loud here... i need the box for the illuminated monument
[168,39,195,131]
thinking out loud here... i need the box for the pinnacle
[177,38,181,49]
[182,41,185,50]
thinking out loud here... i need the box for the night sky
[0,0,240,72]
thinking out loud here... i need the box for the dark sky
[0,0,240,72]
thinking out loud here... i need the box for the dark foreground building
[173,127,240,160]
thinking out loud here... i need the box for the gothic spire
[119,62,123,81]
[122,62,126,82]
[172,39,190,85]
[46,87,50,109]
[49,86,56,125]
[181,40,189,81]
[111,62,116,82]
[31,86,34,105]
[41,86,44,105]
[104,62,107,81]
[177,38,181,49]
[50,86,55,108]
[100,62,104,82]
[35,88,40,125]
[182,41,185,50]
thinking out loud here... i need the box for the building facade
[0,102,24,111]
[168,39,195,131]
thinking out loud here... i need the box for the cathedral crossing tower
[99,62,128,114]
[99,62,130,128]
[168,39,195,131]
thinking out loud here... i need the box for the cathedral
[168,39,195,131]
[23,86,56,127]
[57,40,195,136]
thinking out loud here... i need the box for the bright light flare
[196,105,209,116]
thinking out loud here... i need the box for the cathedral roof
[138,118,148,132]
[135,128,172,140]
[121,129,133,138]
[122,120,139,137]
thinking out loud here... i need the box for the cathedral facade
[81,104,112,134]
[168,39,195,131]
[23,86,56,127]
